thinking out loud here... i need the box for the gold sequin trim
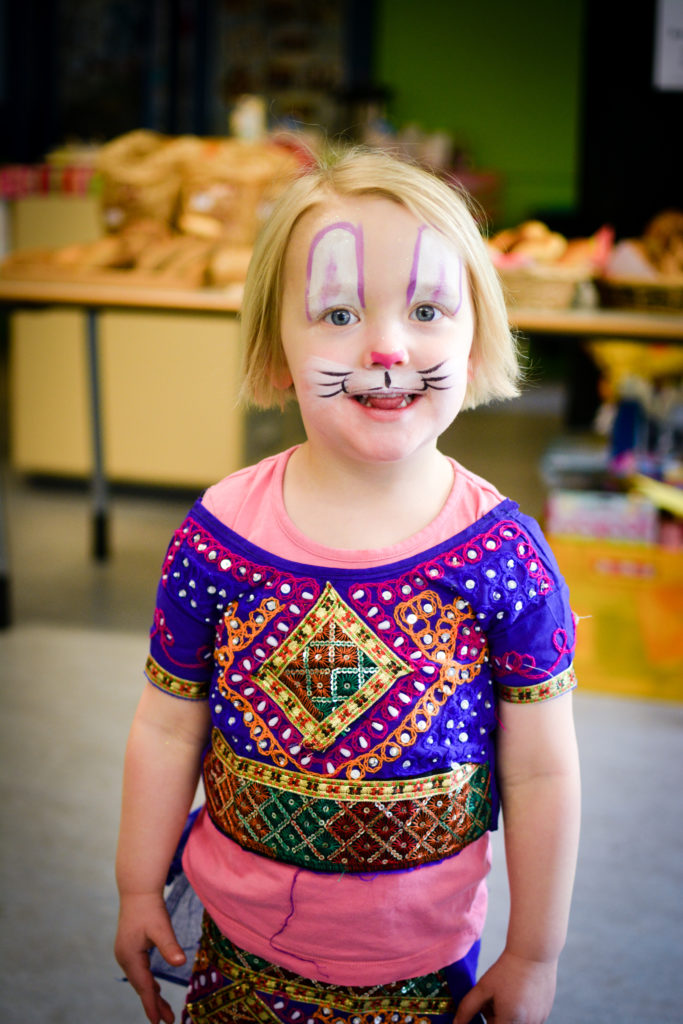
[210,726,475,801]
[184,914,453,1022]
[498,664,577,704]
[145,654,209,701]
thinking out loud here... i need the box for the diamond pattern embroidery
[279,624,378,720]
[187,915,456,1023]
[203,733,492,873]
[256,582,410,750]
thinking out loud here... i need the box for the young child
[115,148,580,1024]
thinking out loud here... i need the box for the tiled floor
[1,390,681,1022]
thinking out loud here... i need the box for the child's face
[278,194,475,468]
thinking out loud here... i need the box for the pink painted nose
[370,350,404,370]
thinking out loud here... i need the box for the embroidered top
[147,477,575,861]
[145,450,576,980]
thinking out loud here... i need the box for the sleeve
[144,512,221,701]
[486,512,577,705]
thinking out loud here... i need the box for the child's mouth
[353,393,416,410]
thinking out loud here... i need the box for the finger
[148,915,187,968]
[157,988,177,1024]
[119,952,158,1016]
[453,985,487,1024]
[122,948,154,995]
[138,974,166,1024]
[133,965,177,1024]
[139,978,178,1024]
[156,936,187,967]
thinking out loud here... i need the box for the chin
[348,436,437,466]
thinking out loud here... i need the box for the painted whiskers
[316,360,453,400]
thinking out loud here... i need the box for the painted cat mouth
[353,392,417,409]
[316,362,451,401]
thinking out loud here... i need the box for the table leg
[0,312,10,626]
[0,475,10,629]
[85,308,110,561]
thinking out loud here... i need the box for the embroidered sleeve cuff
[497,664,577,704]
[145,654,210,701]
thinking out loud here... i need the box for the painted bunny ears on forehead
[305,221,463,322]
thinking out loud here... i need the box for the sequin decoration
[216,596,284,674]
[498,664,577,703]
[203,728,491,872]
[150,499,577,866]
[145,654,210,701]
[183,914,458,1024]
[250,583,410,751]
[394,589,487,686]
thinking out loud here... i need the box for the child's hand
[453,950,558,1024]
[115,891,187,1024]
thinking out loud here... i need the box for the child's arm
[454,692,580,1024]
[114,683,211,1024]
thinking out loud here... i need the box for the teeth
[355,394,414,407]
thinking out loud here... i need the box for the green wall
[375,0,585,228]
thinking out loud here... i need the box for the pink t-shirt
[182,447,503,984]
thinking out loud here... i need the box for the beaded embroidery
[148,499,577,870]
[145,654,210,701]
[498,665,577,704]
[183,913,457,1024]
[243,583,409,751]
[204,728,491,872]
[212,657,488,781]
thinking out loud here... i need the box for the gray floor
[1,390,681,1022]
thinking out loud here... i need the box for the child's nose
[369,350,406,370]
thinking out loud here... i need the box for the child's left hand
[453,949,557,1024]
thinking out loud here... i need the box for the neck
[283,441,454,549]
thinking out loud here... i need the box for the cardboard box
[549,537,683,701]
[545,490,659,543]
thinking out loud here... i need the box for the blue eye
[324,308,358,326]
[412,304,442,322]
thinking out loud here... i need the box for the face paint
[311,355,453,399]
[280,195,475,470]
[406,225,462,314]
[370,351,404,370]
[305,221,364,321]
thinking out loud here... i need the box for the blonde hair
[240,146,521,410]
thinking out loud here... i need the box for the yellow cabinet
[10,307,245,488]
[6,194,252,488]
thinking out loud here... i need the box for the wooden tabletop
[507,305,683,341]
[0,277,682,340]
[0,277,245,313]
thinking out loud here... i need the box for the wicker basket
[595,275,683,313]
[499,264,591,310]
[96,130,202,231]
[177,140,300,245]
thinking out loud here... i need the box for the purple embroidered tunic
[146,498,576,875]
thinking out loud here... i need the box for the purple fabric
[148,498,575,844]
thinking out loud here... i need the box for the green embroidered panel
[204,732,491,873]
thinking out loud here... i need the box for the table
[505,305,683,342]
[2,277,682,335]
[1,277,681,627]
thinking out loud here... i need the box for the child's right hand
[115,891,187,1024]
